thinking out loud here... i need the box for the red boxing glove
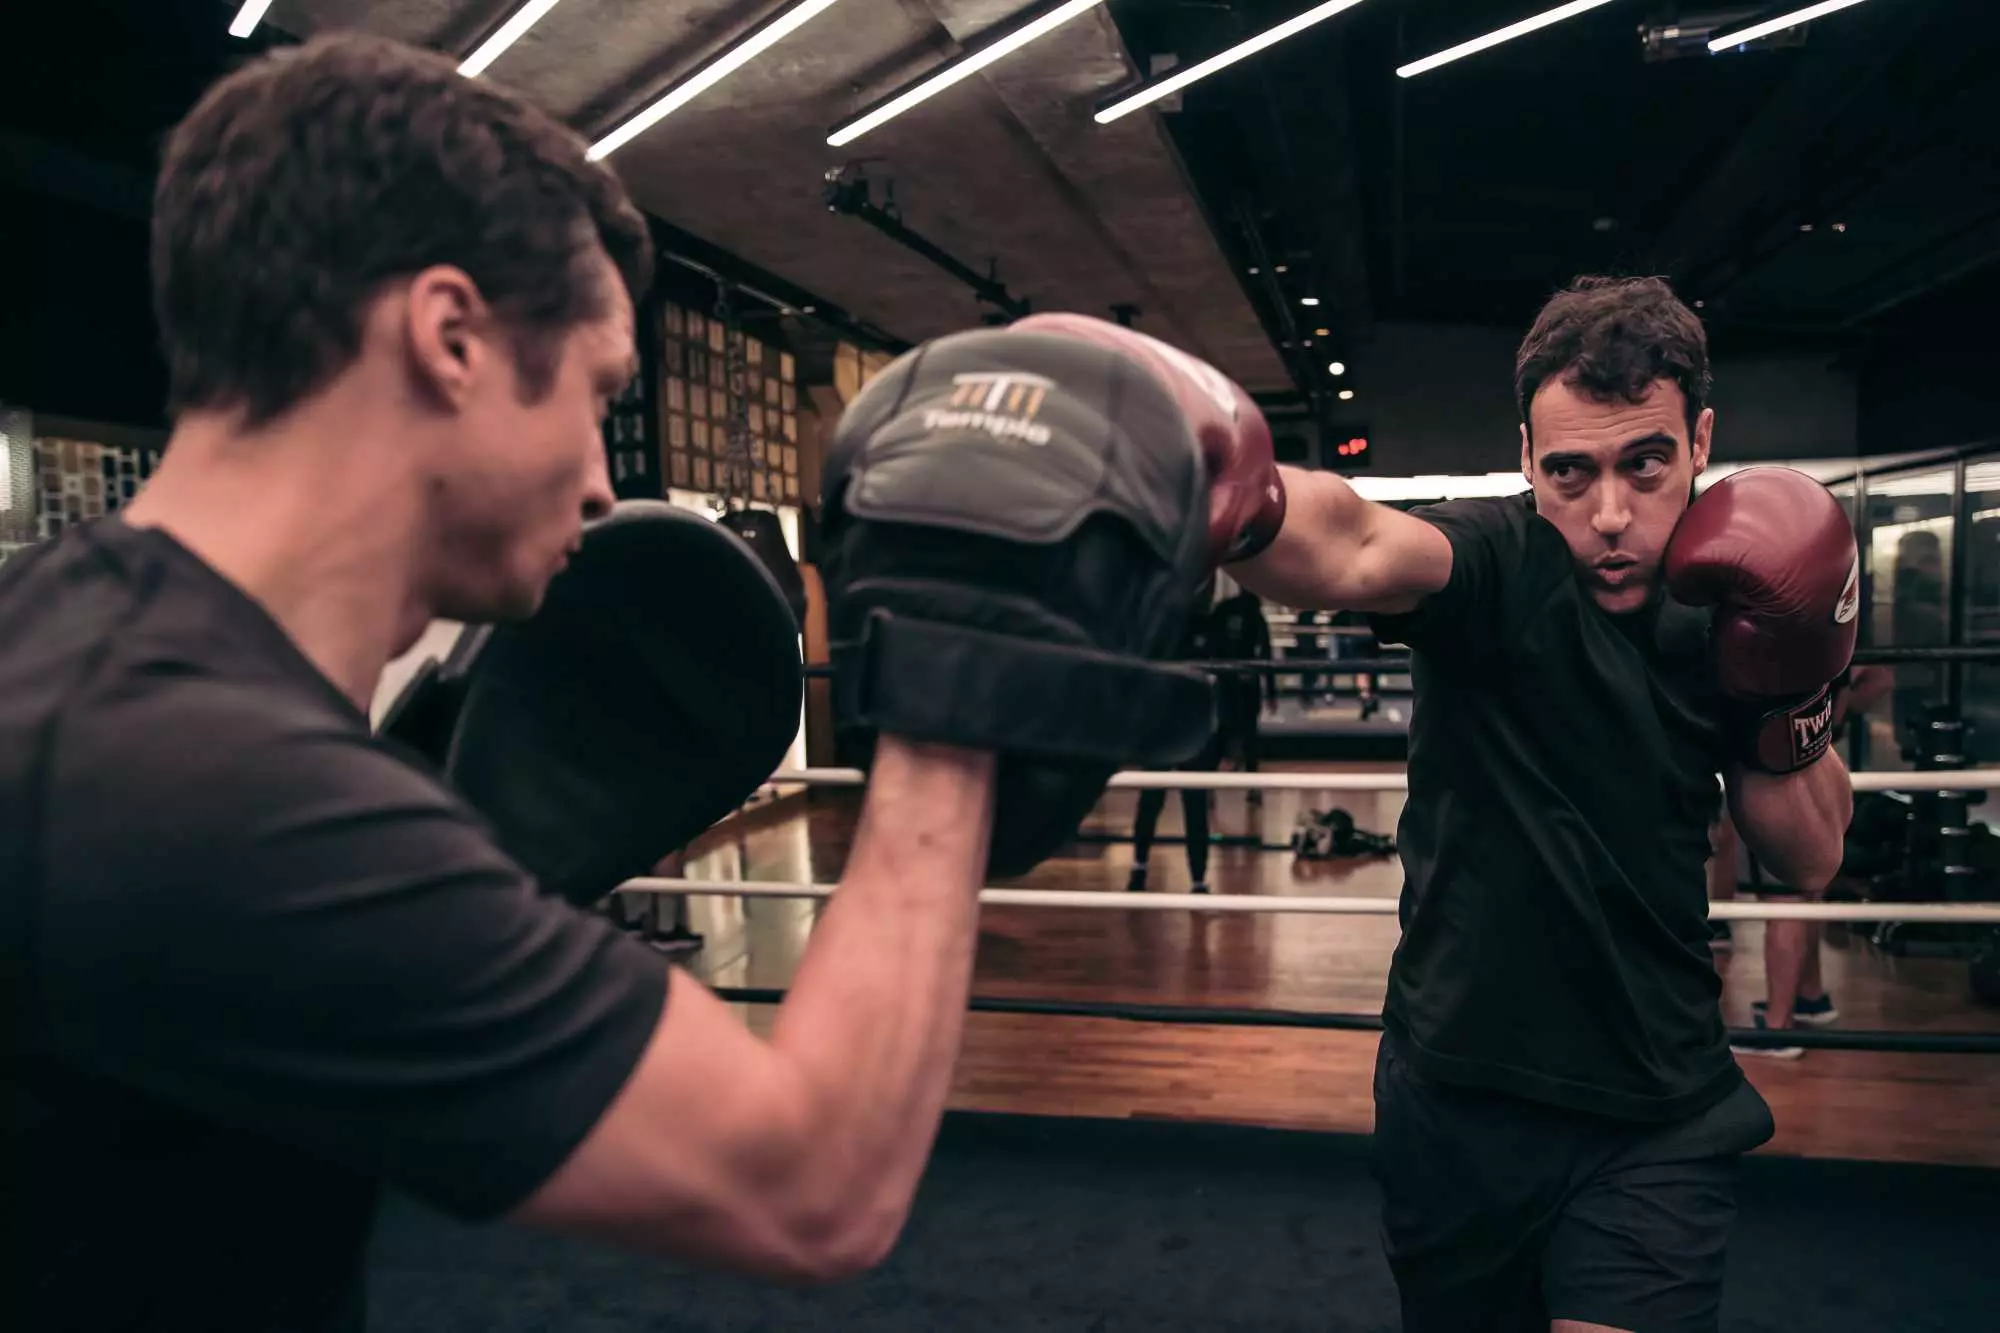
[1012,313,1286,565]
[1665,467,1862,773]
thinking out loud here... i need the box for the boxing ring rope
[686,985,2000,1055]
[630,874,2000,1051]
[731,646,2000,1052]
[1223,646,2000,671]
[621,876,2000,924]
[762,767,2000,793]
[795,644,2000,680]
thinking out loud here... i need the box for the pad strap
[833,610,1215,766]
[1736,683,1837,774]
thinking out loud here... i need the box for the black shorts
[1371,1034,1774,1333]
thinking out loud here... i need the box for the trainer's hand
[819,321,1219,876]
[1665,468,1861,773]
[1012,314,1285,564]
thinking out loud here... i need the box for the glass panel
[1957,458,2000,763]
[1863,468,1955,770]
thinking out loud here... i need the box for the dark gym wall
[0,185,165,430]
[1345,322,1861,476]
[1858,339,2000,461]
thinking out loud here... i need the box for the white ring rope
[620,877,2000,923]
[762,767,2000,794]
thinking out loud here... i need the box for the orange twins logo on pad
[925,372,1055,446]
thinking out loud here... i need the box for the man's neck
[122,405,434,709]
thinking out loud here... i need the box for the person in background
[1210,582,1275,805]
[1290,607,1327,706]
[1130,588,1223,894]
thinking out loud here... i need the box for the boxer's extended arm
[1232,466,1454,614]
[1727,752,1852,893]
[514,737,994,1280]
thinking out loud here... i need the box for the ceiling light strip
[228,1,274,38]
[1396,0,1620,79]
[1094,0,1374,125]
[460,0,570,78]
[1708,0,1873,52]
[590,0,849,160]
[830,0,1106,147]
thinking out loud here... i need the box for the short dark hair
[153,33,653,426]
[1514,275,1711,448]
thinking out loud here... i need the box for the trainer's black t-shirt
[1370,493,1739,1122]
[1,520,669,1331]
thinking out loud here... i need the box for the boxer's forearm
[1727,751,1852,893]
[767,737,994,1262]
[1233,467,1452,614]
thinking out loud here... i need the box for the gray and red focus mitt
[1665,467,1861,773]
[378,501,804,904]
[819,314,1284,876]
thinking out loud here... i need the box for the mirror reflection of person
[1890,530,1946,746]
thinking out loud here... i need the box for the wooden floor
[652,768,2000,1170]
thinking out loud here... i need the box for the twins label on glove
[1789,689,1837,762]
[1754,684,1837,773]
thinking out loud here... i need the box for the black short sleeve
[1368,493,1566,658]
[39,673,669,1222]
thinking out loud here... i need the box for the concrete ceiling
[268,0,1293,393]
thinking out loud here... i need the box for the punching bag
[720,507,808,631]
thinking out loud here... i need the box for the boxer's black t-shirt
[1370,493,1740,1122]
[1,519,668,1332]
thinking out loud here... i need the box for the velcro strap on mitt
[834,609,1213,766]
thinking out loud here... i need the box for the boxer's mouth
[1592,556,1637,586]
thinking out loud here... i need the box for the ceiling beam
[1642,0,1945,287]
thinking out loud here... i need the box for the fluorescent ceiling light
[830,0,1104,146]
[1095,0,1373,125]
[1349,472,1528,502]
[1338,388,1355,400]
[1397,0,1619,79]
[461,0,568,78]
[590,0,847,160]
[228,1,273,38]
[1709,0,1873,52]
[1328,361,1346,375]
[1300,296,1321,306]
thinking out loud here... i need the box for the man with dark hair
[1234,275,1858,1331]
[3,33,1286,1332]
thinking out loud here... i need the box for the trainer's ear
[1519,421,1533,486]
[402,264,487,410]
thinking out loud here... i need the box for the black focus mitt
[819,326,1216,878]
[379,501,804,905]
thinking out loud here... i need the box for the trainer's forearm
[1727,750,1852,893]
[768,737,994,1252]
